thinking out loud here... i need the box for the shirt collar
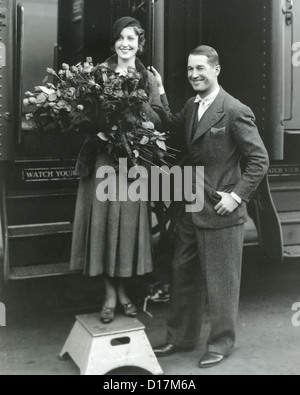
[194,86,220,104]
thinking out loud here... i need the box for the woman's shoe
[123,303,138,318]
[100,307,115,324]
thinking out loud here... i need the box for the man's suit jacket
[162,87,270,229]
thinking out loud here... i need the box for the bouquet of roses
[24,57,176,167]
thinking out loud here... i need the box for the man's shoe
[199,352,226,369]
[153,343,194,358]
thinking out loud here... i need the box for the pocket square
[211,127,226,135]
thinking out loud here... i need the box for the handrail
[282,0,295,122]
[15,3,24,145]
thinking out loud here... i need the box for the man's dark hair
[190,45,220,67]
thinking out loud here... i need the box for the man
[151,45,269,368]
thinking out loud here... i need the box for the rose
[25,91,34,97]
[65,87,76,98]
[25,113,34,120]
[46,68,56,75]
[88,80,96,87]
[104,87,114,96]
[36,93,48,105]
[28,97,37,105]
[83,62,93,74]
[71,66,79,73]
[99,62,109,73]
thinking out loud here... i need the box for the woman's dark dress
[70,58,166,278]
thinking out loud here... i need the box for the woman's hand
[148,66,164,89]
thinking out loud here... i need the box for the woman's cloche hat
[112,16,142,43]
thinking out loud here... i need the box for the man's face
[188,55,220,96]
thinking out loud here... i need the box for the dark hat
[112,16,142,43]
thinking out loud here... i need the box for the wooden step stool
[59,314,163,375]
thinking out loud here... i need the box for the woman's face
[115,27,139,62]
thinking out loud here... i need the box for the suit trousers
[167,212,244,356]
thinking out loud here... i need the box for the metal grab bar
[282,0,295,122]
[15,3,24,145]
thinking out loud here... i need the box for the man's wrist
[230,192,242,205]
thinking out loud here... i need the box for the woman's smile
[115,27,139,62]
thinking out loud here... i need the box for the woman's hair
[111,26,146,55]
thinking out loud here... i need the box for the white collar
[194,86,220,104]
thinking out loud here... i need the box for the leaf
[42,75,49,85]
[133,150,140,158]
[98,132,109,141]
[142,121,155,130]
[48,93,58,102]
[157,150,165,159]
[39,86,56,96]
[156,140,167,151]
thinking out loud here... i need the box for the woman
[70,17,166,324]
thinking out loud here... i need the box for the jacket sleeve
[145,72,169,130]
[231,104,270,202]
[160,93,193,135]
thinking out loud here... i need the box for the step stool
[59,314,163,376]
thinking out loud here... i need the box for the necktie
[195,96,207,122]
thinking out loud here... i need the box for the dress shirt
[194,86,220,121]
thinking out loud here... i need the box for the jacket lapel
[192,88,227,145]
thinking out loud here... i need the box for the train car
[0,0,299,284]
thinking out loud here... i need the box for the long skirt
[70,154,154,278]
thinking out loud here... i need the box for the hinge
[0,8,7,27]
[282,0,294,26]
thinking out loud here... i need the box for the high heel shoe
[100,306,115,324]
[123,302,138,318]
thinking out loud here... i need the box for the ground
[0,248,300,376]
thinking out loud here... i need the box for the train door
[0,0,166,284]
[0,0,86,283]
[267,0,300,260]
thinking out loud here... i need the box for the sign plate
[22,167,79,182]
[268,165,300,176]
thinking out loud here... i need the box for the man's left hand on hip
[215,192,239,216]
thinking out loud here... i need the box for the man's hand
[148,66,163,89]
[214,192,239,216]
